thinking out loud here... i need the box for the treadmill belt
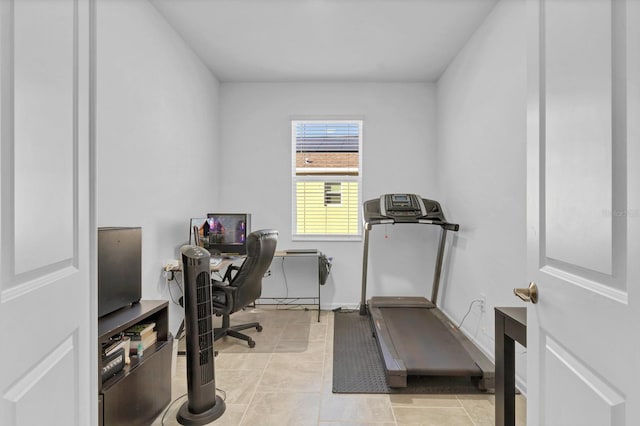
[379,307,481,376]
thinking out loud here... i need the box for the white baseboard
[323,302,360,311]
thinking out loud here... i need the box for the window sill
[292,234,362,242]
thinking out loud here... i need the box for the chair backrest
[228,229,278,312]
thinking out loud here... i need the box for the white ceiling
[151,0,498,83]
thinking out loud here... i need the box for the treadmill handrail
[367,217,459,230]
[360,195,459,314]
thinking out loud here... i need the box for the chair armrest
[212,281,237,315]
[223,265,240,283]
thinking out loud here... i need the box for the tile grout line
[455,395,479,426]
[317,310,329,425]
[235,313,277,426]
[388,391,399,426]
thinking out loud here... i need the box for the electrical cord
[457,299,483,329]
[273,298,307,311]
[161,392,187,425]
[280,257,289,299]
[166,270,184,307]
[216,387,227,401]
[273,257,322,310]
[167,277,182,307]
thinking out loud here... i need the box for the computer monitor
[189,214,251,256]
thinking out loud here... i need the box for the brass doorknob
[514,282,538,304]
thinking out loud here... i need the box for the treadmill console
[380,194,427,219]
[363,193,458,230]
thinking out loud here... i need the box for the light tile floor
[153,306,526,426]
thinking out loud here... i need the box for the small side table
[495,307,526,426]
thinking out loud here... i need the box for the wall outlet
[479,293,486,313]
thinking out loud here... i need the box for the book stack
[124,322,157,355]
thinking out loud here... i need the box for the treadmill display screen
[385,194,422,213]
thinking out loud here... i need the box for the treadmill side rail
[431,308,496,391]
[369,302,408,388]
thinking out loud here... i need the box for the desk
[495,307,526,426]
[262,250,327,322]
[164,250,329,322]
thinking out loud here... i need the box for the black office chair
[211,229,278,347]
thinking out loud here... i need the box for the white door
[0,1,95,425]
[526,0,640,425]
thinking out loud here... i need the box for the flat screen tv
[98,227,142,317]
[189,214,251,256]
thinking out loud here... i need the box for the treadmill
[360,194,494,390]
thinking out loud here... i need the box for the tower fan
[177,245,225,425]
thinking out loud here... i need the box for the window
[292,120,362,240]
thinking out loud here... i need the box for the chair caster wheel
[256,325,263,332]
[248,340,256,348]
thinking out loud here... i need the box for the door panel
[527,0,639,424]
[0,0,95,425]
[14,0,75,275]
[543,336,625,426]
[544,0,613,276]
[3,335,77,425]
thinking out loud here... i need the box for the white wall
[96,0,221,333]
[436,0,527,386]
[94,0,528,372]
[219,83,441,308]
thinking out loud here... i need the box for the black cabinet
[98,300,173,426]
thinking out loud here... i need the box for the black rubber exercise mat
[332,310,486,394]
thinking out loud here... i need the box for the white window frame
[291,119,363,242]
